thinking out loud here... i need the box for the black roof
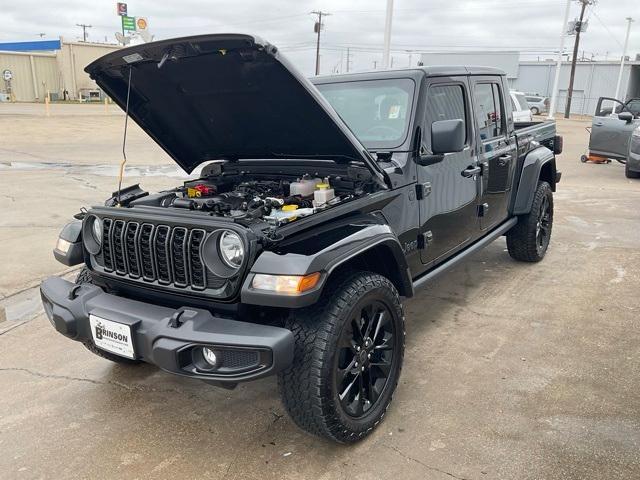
[311,66,506,84]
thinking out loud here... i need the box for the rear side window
[425,84,467,143]
[474,83,505,140]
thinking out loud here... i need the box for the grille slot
[170,227,189,287]
[112,220,126,274]
[188,229,207,289]
[139,224,155,281]
[154,225,171,284]
[102,218,114,271]
[124,222,140,278]
[94,218,215,291]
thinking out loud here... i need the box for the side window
[425,84,467,145]
[474,82,505,140]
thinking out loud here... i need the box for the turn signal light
[251,272,321,294]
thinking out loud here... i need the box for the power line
[565,0,596,119]
[589,7,625,49]
[76,23,92,42]
[311,11,331,75]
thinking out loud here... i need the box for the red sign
[117,2,127,16]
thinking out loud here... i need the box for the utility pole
[346,47,351,73]
[76,23,92,42]
[311,11,330,75]
[382,0,394,68]
[564,0,595,119]
[614,17,634,101]
[548,1,571,119]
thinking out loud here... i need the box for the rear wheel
[507,181,553,262]
[278,271,404,443]
[75,268,141,365]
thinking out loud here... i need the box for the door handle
[594,122,604,126]
[497,155,511,167]
[461,165,481,178]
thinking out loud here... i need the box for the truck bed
[514,119,557,152]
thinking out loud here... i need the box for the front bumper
[40,277,294,383]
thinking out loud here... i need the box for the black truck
[41,34,562,443]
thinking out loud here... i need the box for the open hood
[86,34,385,183]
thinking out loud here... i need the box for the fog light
[202,347,218,367]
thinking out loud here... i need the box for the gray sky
[2,0,638,75]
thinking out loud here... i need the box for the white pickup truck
[510,90,533,123]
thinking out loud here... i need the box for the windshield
[316,78,415,149]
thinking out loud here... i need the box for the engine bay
[112,164,376,233]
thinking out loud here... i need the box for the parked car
[588,96,640,174]
[526,95,549,115]
[510,90,533,122]
[596,97,640,117]
[41,34,562,443]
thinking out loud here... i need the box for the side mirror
[619,111,634,123]
[416,119,465,166]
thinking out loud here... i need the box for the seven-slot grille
[99,218,208,290]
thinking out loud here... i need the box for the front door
[470,77,517,230]
[590,97,640,160]
[417,77,481,266]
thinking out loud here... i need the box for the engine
[123,173,365,228]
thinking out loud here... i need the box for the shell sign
[136,17,148,30]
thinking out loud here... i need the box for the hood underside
[86,34,384,179]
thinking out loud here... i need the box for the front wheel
[278,271,405,443]
[506,181,554,262]
[531,107,539,115]
[626,161,640,178]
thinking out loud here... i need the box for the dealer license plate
[89,315,135,359]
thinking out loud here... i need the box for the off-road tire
[278,271,405,443]
[507,181,553,262]
[625,162,640,178]
[75,268,141,365]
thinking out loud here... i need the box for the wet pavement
[1,105,639,479]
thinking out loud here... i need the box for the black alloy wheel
[335,300,396,418]
[535,194,551,256]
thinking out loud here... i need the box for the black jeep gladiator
[41,34,562,443]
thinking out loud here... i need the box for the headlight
[82,215,102,255]
[91,216,102,245]
[218,231,244,268]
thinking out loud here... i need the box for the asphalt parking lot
[1,103,639,479]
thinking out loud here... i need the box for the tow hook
[68,285,82,300]
[169,309,198,328]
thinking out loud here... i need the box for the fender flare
[241,222,412,308]
[512,146,556,215]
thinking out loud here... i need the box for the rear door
[417,76,481,265]
[470,77,518,230]
[590,97,640,159]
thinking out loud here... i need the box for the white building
[420,51,640,115]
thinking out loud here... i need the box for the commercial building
[420,51,640,115]
[0,39,121,102]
